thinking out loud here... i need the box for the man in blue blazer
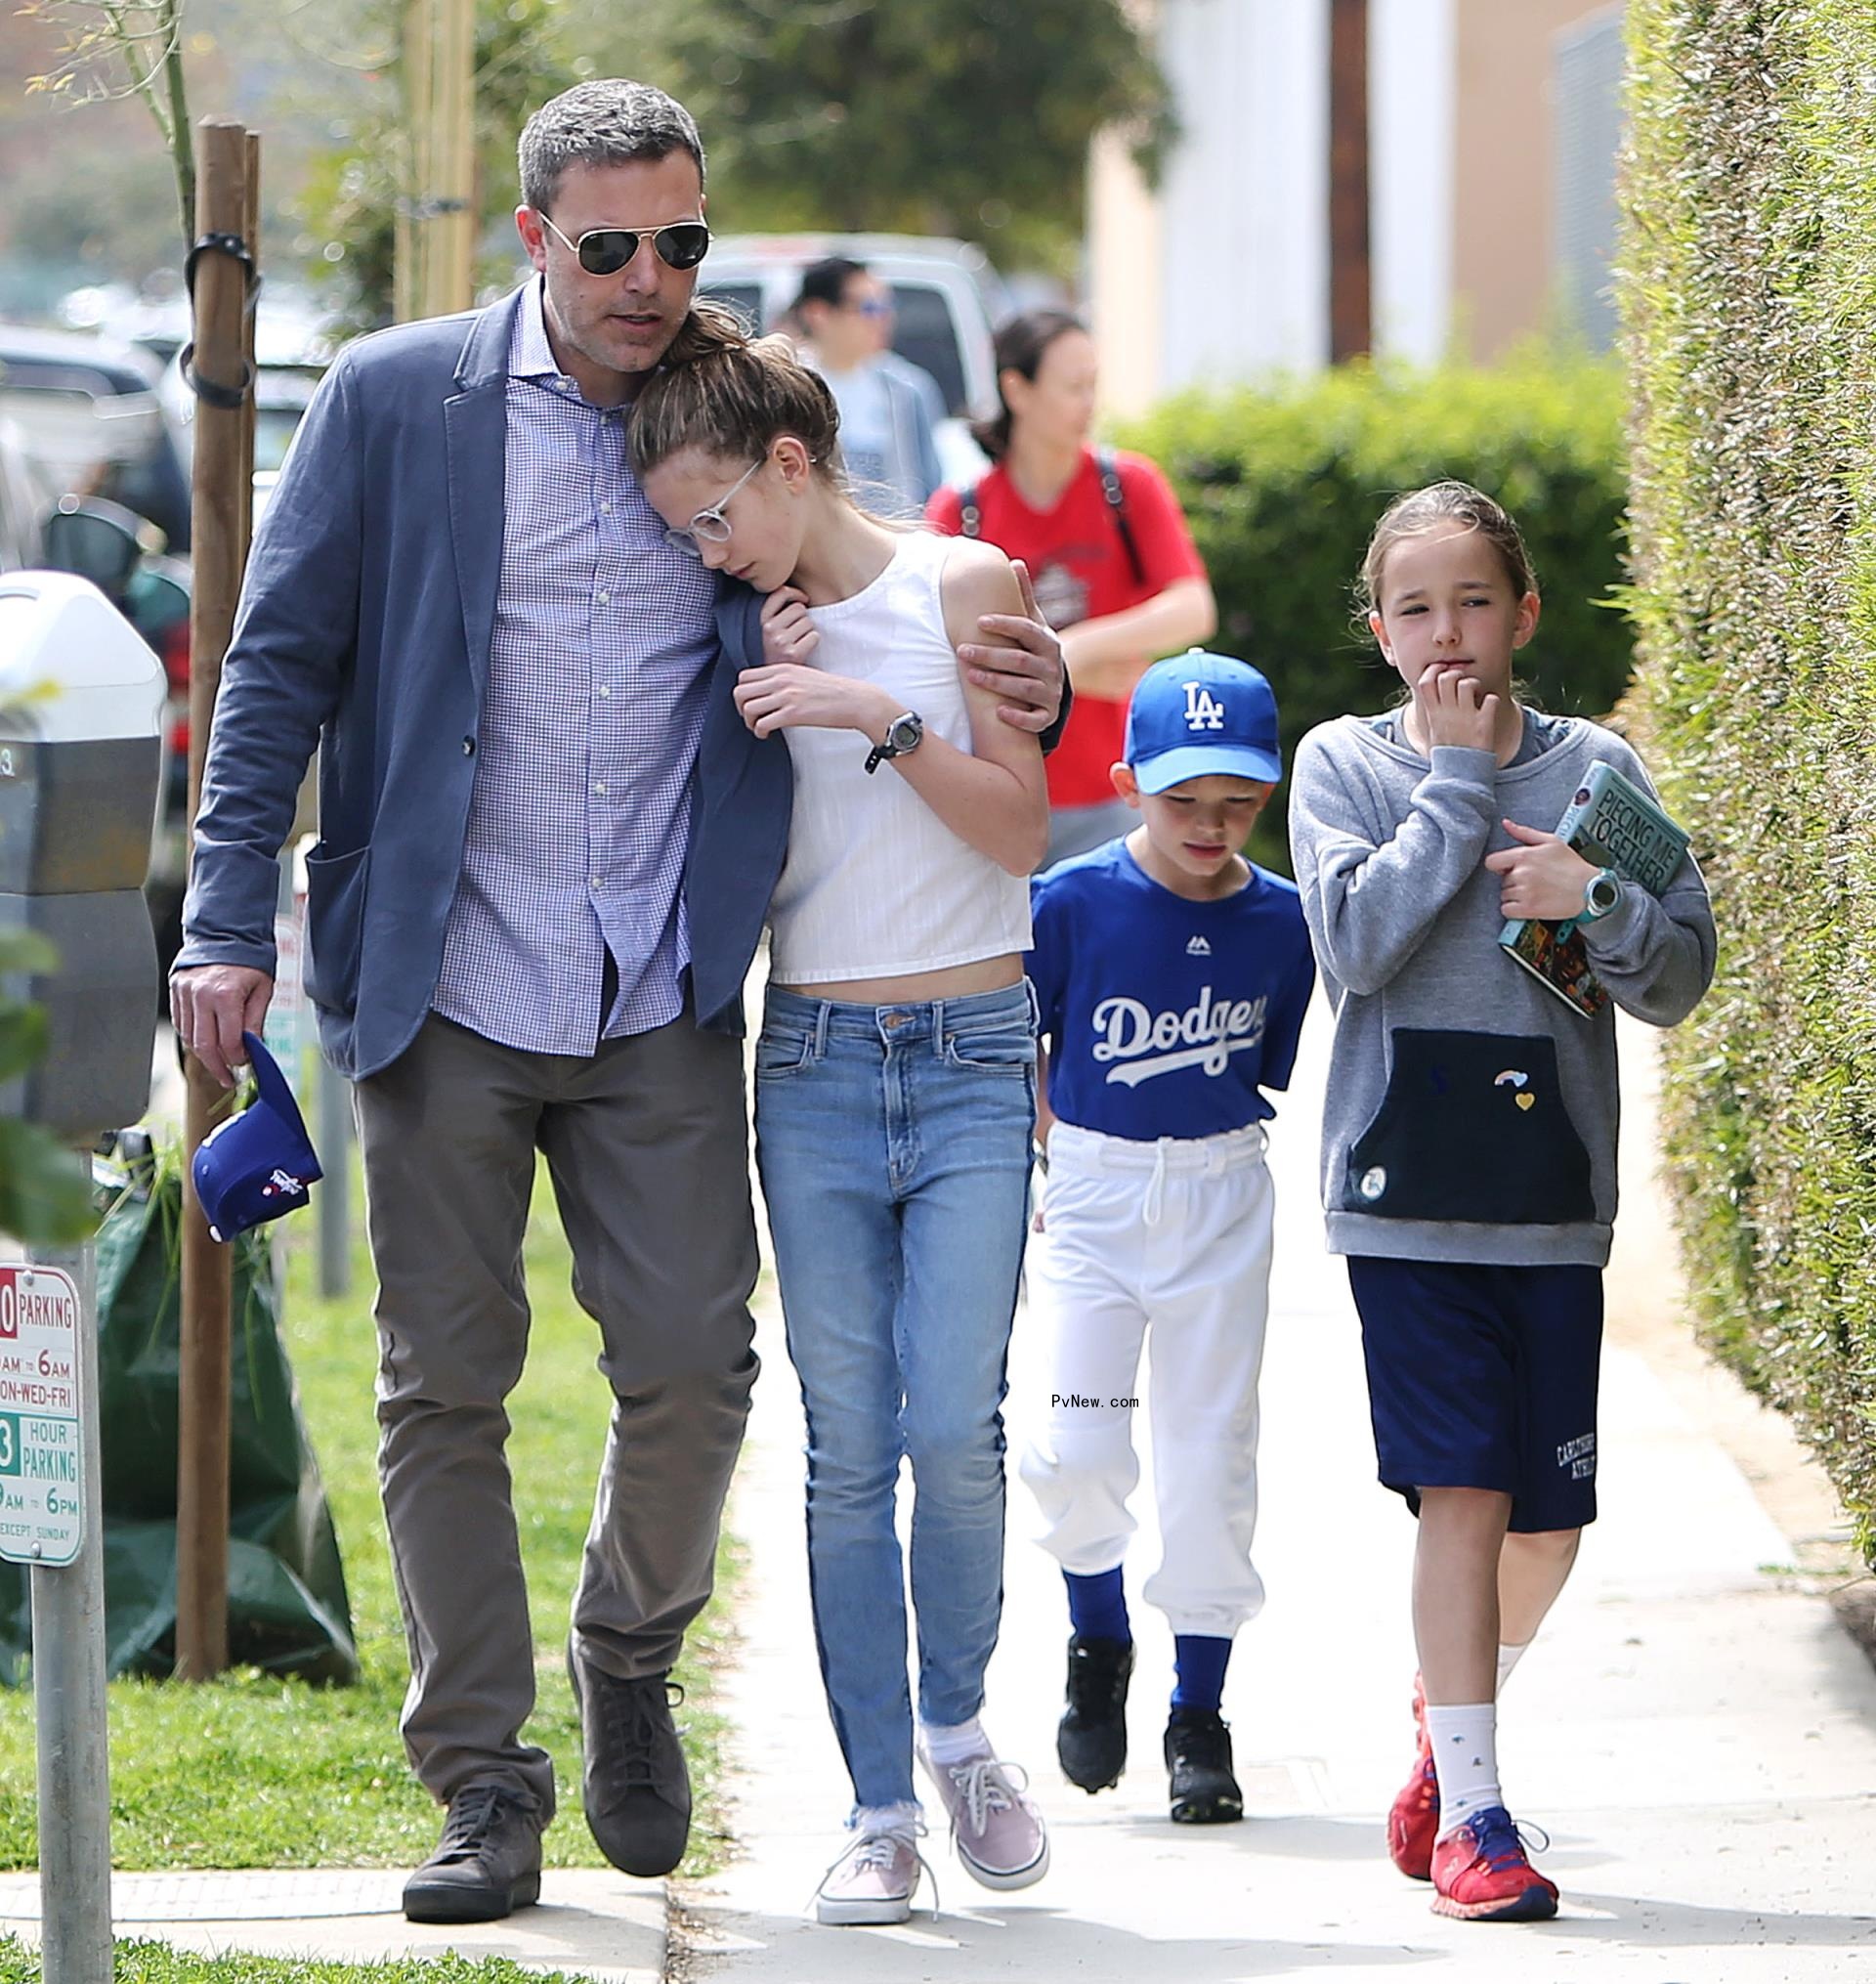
[171,78,1063,1923]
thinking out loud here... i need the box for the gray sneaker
[568,1644,692,1876]
[402,1784,542,1923]
[917,1740,1050,1891]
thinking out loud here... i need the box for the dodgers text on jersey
[1089,986,1269,1086]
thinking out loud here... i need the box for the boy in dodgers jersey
[1019,651,1315,1825]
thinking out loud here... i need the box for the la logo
[1183,682,1226,731]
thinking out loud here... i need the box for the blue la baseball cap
[1124,649,1283,794]
[191,1032,322,1244]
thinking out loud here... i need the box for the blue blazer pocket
[303,842,372,1017]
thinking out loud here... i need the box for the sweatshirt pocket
[1342,1028,1595,1225]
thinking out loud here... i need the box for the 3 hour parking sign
[0,1263,84,1566]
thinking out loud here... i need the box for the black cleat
[1057,1633,1133,1792]
[1165,1706,1244,1825]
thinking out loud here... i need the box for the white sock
[1426,1702,1501,1839]
[1496,1640,1531,1697]
[919,1714,990,1765]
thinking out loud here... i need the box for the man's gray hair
[518,79,705,214]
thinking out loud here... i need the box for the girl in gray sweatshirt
[1287,481,1714,1925]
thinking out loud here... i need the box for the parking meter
[0,570,165,1139]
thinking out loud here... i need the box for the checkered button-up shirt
[431,281,721,1055]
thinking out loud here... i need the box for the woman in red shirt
[928,310,1216,865]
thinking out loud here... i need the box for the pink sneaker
[917,1740,1049,1891]
[814,1821,928,1925]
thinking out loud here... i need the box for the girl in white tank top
[632,314,1052,1925]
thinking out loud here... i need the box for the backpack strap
[1095,445,1146,588]
[958,482,983,539]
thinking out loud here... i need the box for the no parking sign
[0,1262,84,1567]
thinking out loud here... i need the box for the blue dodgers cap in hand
[191,1032,322,1244]
[1124,648,1283,794]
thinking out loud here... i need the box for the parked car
[0,413,52,570]
[0,323,192,552]
[697,234,1008,488]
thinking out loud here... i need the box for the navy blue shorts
[1345,1256,1603,1532]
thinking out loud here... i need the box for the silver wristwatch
[865,711,924,774]
[1581,867,1622,921]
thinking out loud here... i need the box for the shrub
[1623,0,1876,1551]
[1116,348,1629,868]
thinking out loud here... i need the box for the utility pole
[1328,0,1372,364]
[397,0,478,323]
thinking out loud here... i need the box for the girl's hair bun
[629,302,844,486]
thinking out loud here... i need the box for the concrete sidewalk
[681,1000,1876,1982]
[0,1867,665,1980]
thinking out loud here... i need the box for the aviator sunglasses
[535,209,712,275]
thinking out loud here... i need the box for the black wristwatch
[865,711,924,774]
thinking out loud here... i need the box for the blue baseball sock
[1172,1633,1232,1713]
[1064,1567,1130,1645]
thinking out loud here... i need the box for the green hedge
[1116,349,1629,869]
[1624,2,1876,1550]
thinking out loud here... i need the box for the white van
[696,234,1007,489]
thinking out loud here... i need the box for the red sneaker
[1429,1805,1558,1921]
[1385,1675,1437,1880]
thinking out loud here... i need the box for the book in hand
[1499,758,1691,1018]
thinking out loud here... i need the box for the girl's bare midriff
[775,952,1024,1005]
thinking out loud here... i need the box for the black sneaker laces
[596,1675,685,1792]
[436,1785,514,1863]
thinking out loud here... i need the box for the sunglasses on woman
[535,210,712,276]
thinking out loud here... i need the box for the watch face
[888,713,923,752]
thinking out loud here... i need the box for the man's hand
[759,585,821,668]
[960,560,1066,735]
[1484,820,1601,923]
[170,965,275,1088]
[1414,669,1499,754]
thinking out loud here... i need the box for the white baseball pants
[1018,1119,1274,1638]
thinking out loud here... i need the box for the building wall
[1090,0,1328,411]
[1087,0,1621,403]
[1087,121,1165,419]
[1554,5,1628,350]
[1370,0,1457,365]
[1451,0,1609,359]
[1158,0,1330,388]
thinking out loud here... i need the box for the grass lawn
[0,1151,739,1877]
[0,1940,597,1982]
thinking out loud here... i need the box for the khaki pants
[354,1012,759,1819]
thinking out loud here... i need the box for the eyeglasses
[664,458,765,556]
[535,209,711,275]
[846,296,893,319]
